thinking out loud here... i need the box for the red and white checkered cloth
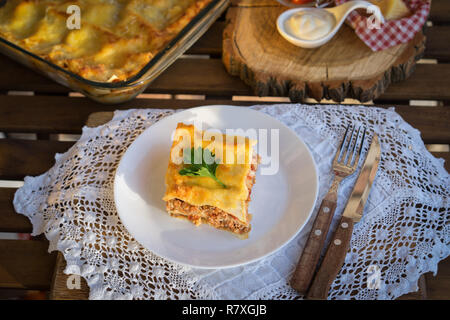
[334,0,430,51]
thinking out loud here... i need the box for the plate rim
[113,105,319,269]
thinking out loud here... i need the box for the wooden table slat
[0,139,74,180]
[0,58,450,101]
[424,26,450,62]
[0,188,32,233]
[0,239,56,290]
[1,96,449,142]
[0,97,256,134]
[375,63,450,101]
[186,21,223,56]
[429,0,450,24]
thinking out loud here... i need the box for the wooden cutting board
[222,0,426,102]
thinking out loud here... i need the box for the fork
[290,125,366,295]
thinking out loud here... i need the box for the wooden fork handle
[307,216,354,299]
[290,198,337,295]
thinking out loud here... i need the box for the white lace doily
[13,104,449,300]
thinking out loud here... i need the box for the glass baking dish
[0,0,229,104]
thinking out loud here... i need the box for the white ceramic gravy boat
[277,0,385,48]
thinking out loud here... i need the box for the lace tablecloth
[13,104,449,300]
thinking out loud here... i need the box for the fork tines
[334,125,367,168]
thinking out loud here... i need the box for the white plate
[114,106,318,268]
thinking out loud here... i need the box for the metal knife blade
[342,134,381,223]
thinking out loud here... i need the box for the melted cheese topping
[163,123,257,223]
[0,0,212,82]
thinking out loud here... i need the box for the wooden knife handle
[307,216,354,299]
[290,199,337,295]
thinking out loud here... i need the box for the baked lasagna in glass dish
[0,0,213,82]
[0,0,227,103]
[163,123,260,239]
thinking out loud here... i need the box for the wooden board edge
[348,32,426,103]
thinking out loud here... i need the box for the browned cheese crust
[0,0,213,82]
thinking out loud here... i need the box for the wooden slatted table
[0,0,449,300]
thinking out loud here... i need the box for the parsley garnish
[179,147,226,188]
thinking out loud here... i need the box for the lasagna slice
[163,123,260,239]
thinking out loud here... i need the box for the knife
[307,134,381,299]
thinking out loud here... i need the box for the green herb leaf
[179,147,226,188]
